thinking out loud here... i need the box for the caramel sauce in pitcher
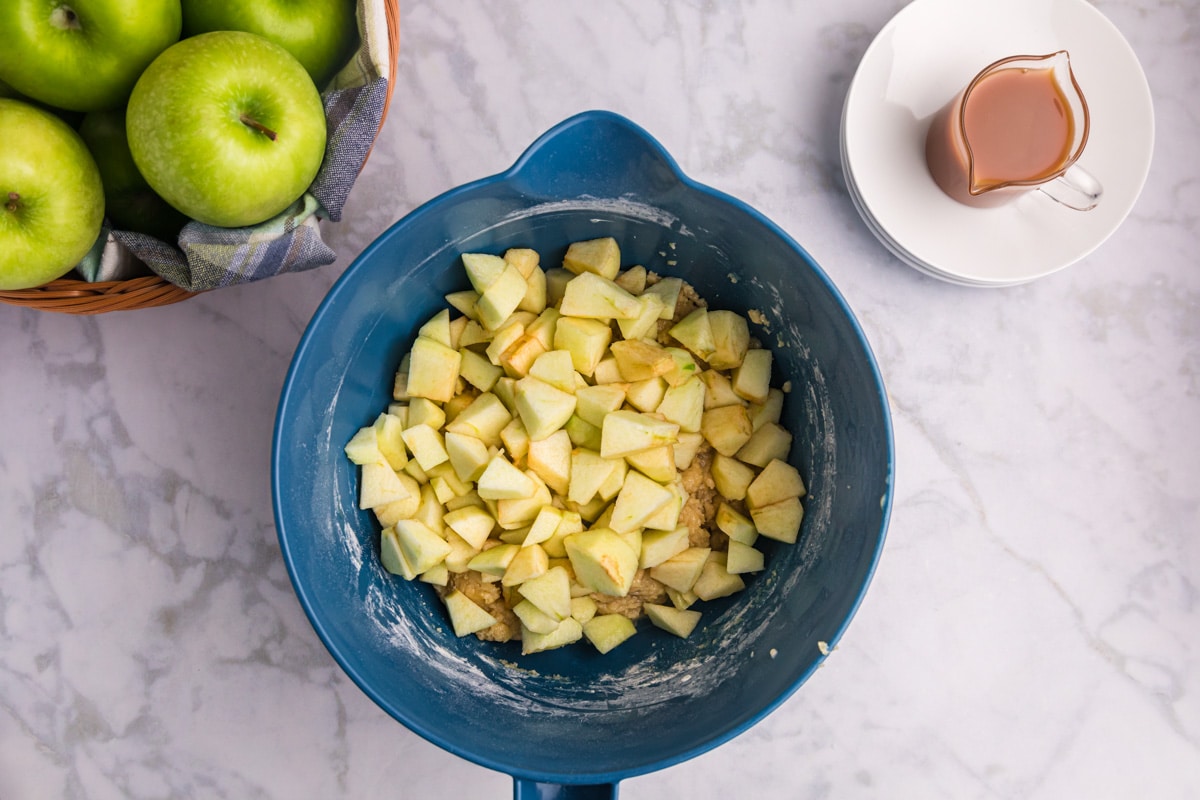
[963,66,1074,190]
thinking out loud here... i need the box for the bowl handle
[504,110,684,200]
[512,779,618,799]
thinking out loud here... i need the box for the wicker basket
[0,0,400,315]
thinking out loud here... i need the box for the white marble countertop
[2,1,1197,797]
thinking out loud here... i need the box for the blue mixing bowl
[272,110,893,799]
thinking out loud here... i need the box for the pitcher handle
[512,778,619,800]
[1037,164,1103,211]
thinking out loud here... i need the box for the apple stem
[5,192,18,213]
[240,114,278,142]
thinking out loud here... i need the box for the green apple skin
[79,110,188,242]
[126,31,328,229]
[181,0,358,89]
[0,99,104,290]
[0,0,182,112]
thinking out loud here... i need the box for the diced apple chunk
[406,398,445,431]
[461,252,508,293]
[615,293,666,341]
[745,458,807,509]
[444,392,512,447]
[344,424,384,466]
[445,289,479,320]
[459,348,503,392]
[735,422,793,468]
[700,404,754,456]
[443,505,496,549]
[494,470,552,530]
[715,503,758,545]
[394,519,452,576]
[502,543,549,586]
[476,263,530,330]
[562,236,621,280]
[559,272,641,320]
[443,589,498,637]
[750,388,785,432]
[521,617,583,655]
[444,431,490,483]
[692,556,746,600]
[711,454,756,501]
[699,369,744,409]
[706,310,750,370]
[643,276,682,318]
[726,540,765,574]
[514,376,577,441]
[526,429,572,495]
[750,496,804,544]
[609,470,675,533]
[614,265,647,294]
[372,473,422,526]
[406,336,461,403]
[565,414,603,451]
[611,339,674,383]
[624,445,676,485]
[418,308,453,347]
[528,349,577,394]
[643,603,701,638]
[673,431,704,470]
[655,376,705,433]
[600,410,680,459]
[379,526,415,579]
[499,418,530,463]
[668,308,716,360]
[570,595,598,624]
[476,453,536,499]
[359,460,413,509]
[518,565,573,620]
[575,384,627,428]
[639,526,691,569]
[564,528,640,597]
[553,316,611,377]
[623,380,663,416]
[568,448,616,506]
[467,542,520,576]
[513,599,559,634]
[400,424,449,471]
[583,614,638,654]
[523,506,564,547]
[648,547,710,593]
[732,349,772,404]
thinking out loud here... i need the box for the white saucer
[840,126,1016,288]
[841,0,1154,285]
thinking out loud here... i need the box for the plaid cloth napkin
[78,0,393,291]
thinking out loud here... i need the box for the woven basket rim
[0,0,401,316]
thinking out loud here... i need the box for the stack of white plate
[840,0,1154,287]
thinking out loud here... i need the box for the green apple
[181,0,358,89]
[0,0,182,112]
[126,31,327,228]
[0,99,104,290]
[79,109,189,242]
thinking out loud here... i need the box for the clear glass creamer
[924,51,1102,210]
